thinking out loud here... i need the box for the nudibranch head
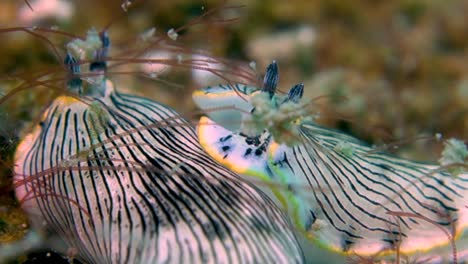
[194,61,314,147]
[193,61,468,263]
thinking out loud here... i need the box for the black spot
[245,135,260,146]
[254,140,269,156]
[219,135,232,142]
[221,145,230,152]
[244,148,252,157]
[39,121,45,127]
[254,148,263,156]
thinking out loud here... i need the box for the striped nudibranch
[13,34,304,263]
[193,61,468,263]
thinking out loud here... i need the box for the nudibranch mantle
[14,35,304,263]
[193,62,468,263]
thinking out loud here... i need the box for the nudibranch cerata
[13,31,304,263]
[193,61,468,263]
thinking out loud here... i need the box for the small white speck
[249,61,256,71]
[140,27,156,41]
[167,28,178,41]
[121,0,132,12]
[435,133,443,141]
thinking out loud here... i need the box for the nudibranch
[14,32,304,263]
[193,61,468,263]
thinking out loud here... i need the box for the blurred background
[0,0,467,262]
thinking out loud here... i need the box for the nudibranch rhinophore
[193,61,468,263]
[14,31,304,263]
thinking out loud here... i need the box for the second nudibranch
[193,61,468,263]
[14,31,304,263]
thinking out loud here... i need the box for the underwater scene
[0,0,467,263]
